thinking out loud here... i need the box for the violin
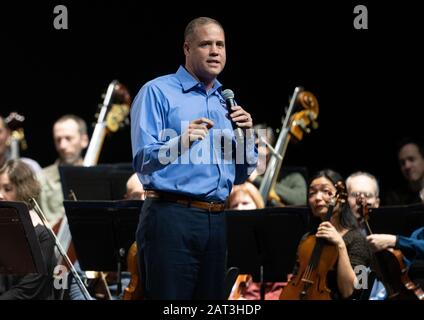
[123,241,144,300]
[279,181,346,300]
[357,197,424,300]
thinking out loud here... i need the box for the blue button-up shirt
[131,66,257,201]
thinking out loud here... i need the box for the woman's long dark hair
[308,169,358,231]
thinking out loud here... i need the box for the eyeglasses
[348,191,376,199]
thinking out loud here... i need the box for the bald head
[125,173,145,200]
[346,172,380,219]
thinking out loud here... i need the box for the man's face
[53,119,88,165]
[0,119,10,159]
[184,23,226,84]
[398,143,424,185]
[347,175,380,220]
[255,138,269,176]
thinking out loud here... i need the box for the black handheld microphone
[222,89,244,141]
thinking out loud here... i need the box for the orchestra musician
[227,182,286,300]
[38,114,89,227]
[248,123,307,206]
[0,159,56,299]
[280,169,372,300]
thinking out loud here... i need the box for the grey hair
[346,171,380,196]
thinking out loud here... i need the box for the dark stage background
[1,1,422,200]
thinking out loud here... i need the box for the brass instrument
[259,87,319,205]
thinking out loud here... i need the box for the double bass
[279,182,347,300]
[357,197,424,300]
[259,87,319,206]
[55,81,131,299]
[84,80,131,166]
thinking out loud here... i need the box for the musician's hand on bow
[366,234,397,252]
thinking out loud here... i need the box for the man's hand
[181,117,214,149]
[230,105,253,129]
[366,234,397,252]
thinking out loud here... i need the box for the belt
[145,190,226,212]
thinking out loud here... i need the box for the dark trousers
[136,199,226,300]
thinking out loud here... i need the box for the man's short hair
[54,114,88,136]
[396,136,424,159]
[184,17,224,43]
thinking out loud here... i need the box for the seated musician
[346,171,386,299]
[280,169,373,300]
[0,159,56,300]
[248,123,307,206]
[384,137,424,205]
[38,114,89,227]
[347,171,424,299]
[367,228,424,290]
[125,173,146,200]
[227,182,286,300]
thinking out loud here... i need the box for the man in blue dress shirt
[131,17,257,299]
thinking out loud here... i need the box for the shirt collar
[176,65,222,95]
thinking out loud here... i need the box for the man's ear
[375,197,380,208]
[183,41,190,56]
[81,134,89,149]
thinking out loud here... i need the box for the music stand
[368,203,424,236]
[59,164,133,200]
[63,199,142,293]
[0,201,46,275]
[225,206,310,299]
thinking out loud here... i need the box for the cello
[279,181,347,300]
[357,196,424,300]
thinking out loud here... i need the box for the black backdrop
[1,1,422,199]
